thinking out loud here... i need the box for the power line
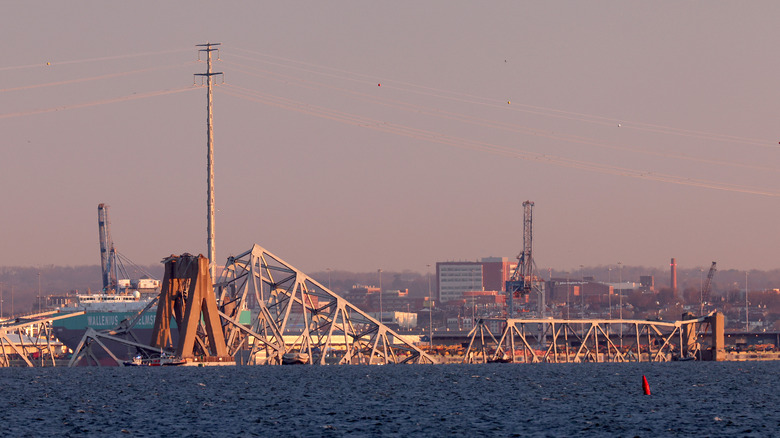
[0,48,191,72]
[227,46,773,148]
[221,58,779,175]
[220,83,780,197]
[0,62,193,94]
[0,86,198,120]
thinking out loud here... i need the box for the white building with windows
[437,262,484,302]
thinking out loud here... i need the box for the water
[0,361,777,437]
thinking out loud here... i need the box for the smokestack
[670,258,678,296]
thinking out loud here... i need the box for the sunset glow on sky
[3,2,780,273]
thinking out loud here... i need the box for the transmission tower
[195,42,223,280]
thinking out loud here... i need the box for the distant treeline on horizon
[2,263,779,305]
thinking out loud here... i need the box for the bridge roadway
[0,310,85,367]
[426,329,779,349]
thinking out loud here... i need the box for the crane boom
[97,203,118,293]
[702,261,717,303]
[506,201,535,296]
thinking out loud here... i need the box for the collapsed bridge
[464,312,727,364]
[69,244,435,366]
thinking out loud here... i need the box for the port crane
[701,261,717,314]
[97,203,118,293]
[505,201,545,319]
[97,203,157,293]
[506,201,534,297]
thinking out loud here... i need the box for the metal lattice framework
[216,244,435,365]
[0,311,84,367]
[506,201,535,296]
[464,314,716,364]
[67,298,167,367]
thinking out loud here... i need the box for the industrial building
[436,257,516,303]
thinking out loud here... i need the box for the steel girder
[464,314,714,364]
[0,311,84,367]
[216,244,435,365]
[67,327,168,367]
[67,298,171,367]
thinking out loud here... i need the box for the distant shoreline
[722,351,780,361]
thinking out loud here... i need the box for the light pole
[0,282,3,319]
[378,269,383,322]
[565,272,570,320]
[327,268,331,290]
[618,261,623,348]
[427,264,432,350]
[745,271,749,333]
[579,265,584,319]
[608,266,612,319]
[38,271,42,313]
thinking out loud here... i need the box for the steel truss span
[217,244,435,365]
[0,310,84,367]
[464,314,719,364]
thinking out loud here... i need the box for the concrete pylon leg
[682,312,697,359]
[710,312,725,361]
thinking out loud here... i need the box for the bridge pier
[682,312,698,359]
[702,311,725,361]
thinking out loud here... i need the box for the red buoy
[642,375,651,395]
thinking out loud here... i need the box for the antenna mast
[195,42,222,280]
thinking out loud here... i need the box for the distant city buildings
[345,286,425,313]
[436,257,516,303]
[640,275,655,292]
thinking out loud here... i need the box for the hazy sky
[3,2,780,274]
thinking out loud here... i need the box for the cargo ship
[53,291,252,364]
[52,204,172,363]
[52,292,165,362]
[55,204,258,364]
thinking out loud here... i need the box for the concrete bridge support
[702,311,725,361]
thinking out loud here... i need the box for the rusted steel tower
[150,254,230,361]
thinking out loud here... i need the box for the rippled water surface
[1,361,777,437]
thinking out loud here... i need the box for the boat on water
[282,352,310,365]
[123,353,185,367]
